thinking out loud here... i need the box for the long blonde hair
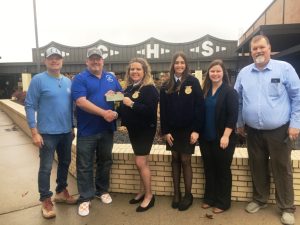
[124,58,155,89]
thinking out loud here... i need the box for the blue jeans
[38,132,72,201]
[76,131,113,203]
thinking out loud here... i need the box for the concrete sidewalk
[0,109,298,225]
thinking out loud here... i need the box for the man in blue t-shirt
[25,47,77,219]
[72,47,122,216]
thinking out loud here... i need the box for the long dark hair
[166,51,190,94]
[202,59,230,97]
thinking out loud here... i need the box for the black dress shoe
[129,194,145,204]
[171,201,180,209]
[178,193,193,211]
[171,194,181,209]
[136,195,155,212]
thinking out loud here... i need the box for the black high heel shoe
[178,193,193,211]
[172,200,180,209]
[129,194,145,204]
[171,193,182,209]
[136,195,155,212]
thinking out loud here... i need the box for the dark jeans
[76,131,113,203]
[38,132,72,201]
[200,140,235,210]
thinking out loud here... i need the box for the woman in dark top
[160,52,204,211]
[200,59,238,213]
[119,58,159,212]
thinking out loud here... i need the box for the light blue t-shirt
[25,71,73,134]
[234,59,300,130]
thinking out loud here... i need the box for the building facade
[31,35,238,75]
[1,0,300,99]
[0,35,238,98]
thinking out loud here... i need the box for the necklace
[56,77,63,88]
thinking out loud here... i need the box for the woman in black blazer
[118,58,159,212]
[200,59,238,213]
[160,52,204,211]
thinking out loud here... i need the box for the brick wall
[1,99,300,205]
[68,142,300,205]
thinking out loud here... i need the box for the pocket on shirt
[267,83,285,108]
[268,83,284,98]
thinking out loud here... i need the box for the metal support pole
[33,0,40,73]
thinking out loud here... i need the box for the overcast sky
[0,0,273,62]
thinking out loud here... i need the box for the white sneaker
[281,212,295,225]
[99,193,112,204]
[245,201,267,213]
[78,201,91,217]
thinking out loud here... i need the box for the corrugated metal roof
[32,35,238,65]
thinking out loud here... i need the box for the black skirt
[127,127,156,156]
[166,129,195,154]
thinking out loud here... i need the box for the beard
[254,55,265,64]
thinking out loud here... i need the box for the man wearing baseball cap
[86,47,103,58]
[72,47,122,216]
[25,47,76,219]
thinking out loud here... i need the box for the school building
[0,0,299,98]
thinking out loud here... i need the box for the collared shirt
[133,80,142,87]
[173,75,181,90]
[234,59,300,130]
[174,75,181,83]
[71,69,122,137]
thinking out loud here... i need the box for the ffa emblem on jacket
[185,86,192,94]
[132,91,140,99]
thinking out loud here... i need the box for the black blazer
[119,84,159,129]
[213,83,239,143]
[160,75,204,135]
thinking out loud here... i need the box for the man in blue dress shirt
[234,35,300,225]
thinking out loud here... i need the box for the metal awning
[237,23,300,53]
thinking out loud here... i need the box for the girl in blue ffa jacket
[160,52,204,211]
[118,58,159,212]
[200,59,238,213]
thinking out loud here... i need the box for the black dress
[119,84,159,156]
[160,75,204,154]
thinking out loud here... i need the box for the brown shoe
[54,189,77,204]
[41,198,56,219]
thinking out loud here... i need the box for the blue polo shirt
[71,69,122,137]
